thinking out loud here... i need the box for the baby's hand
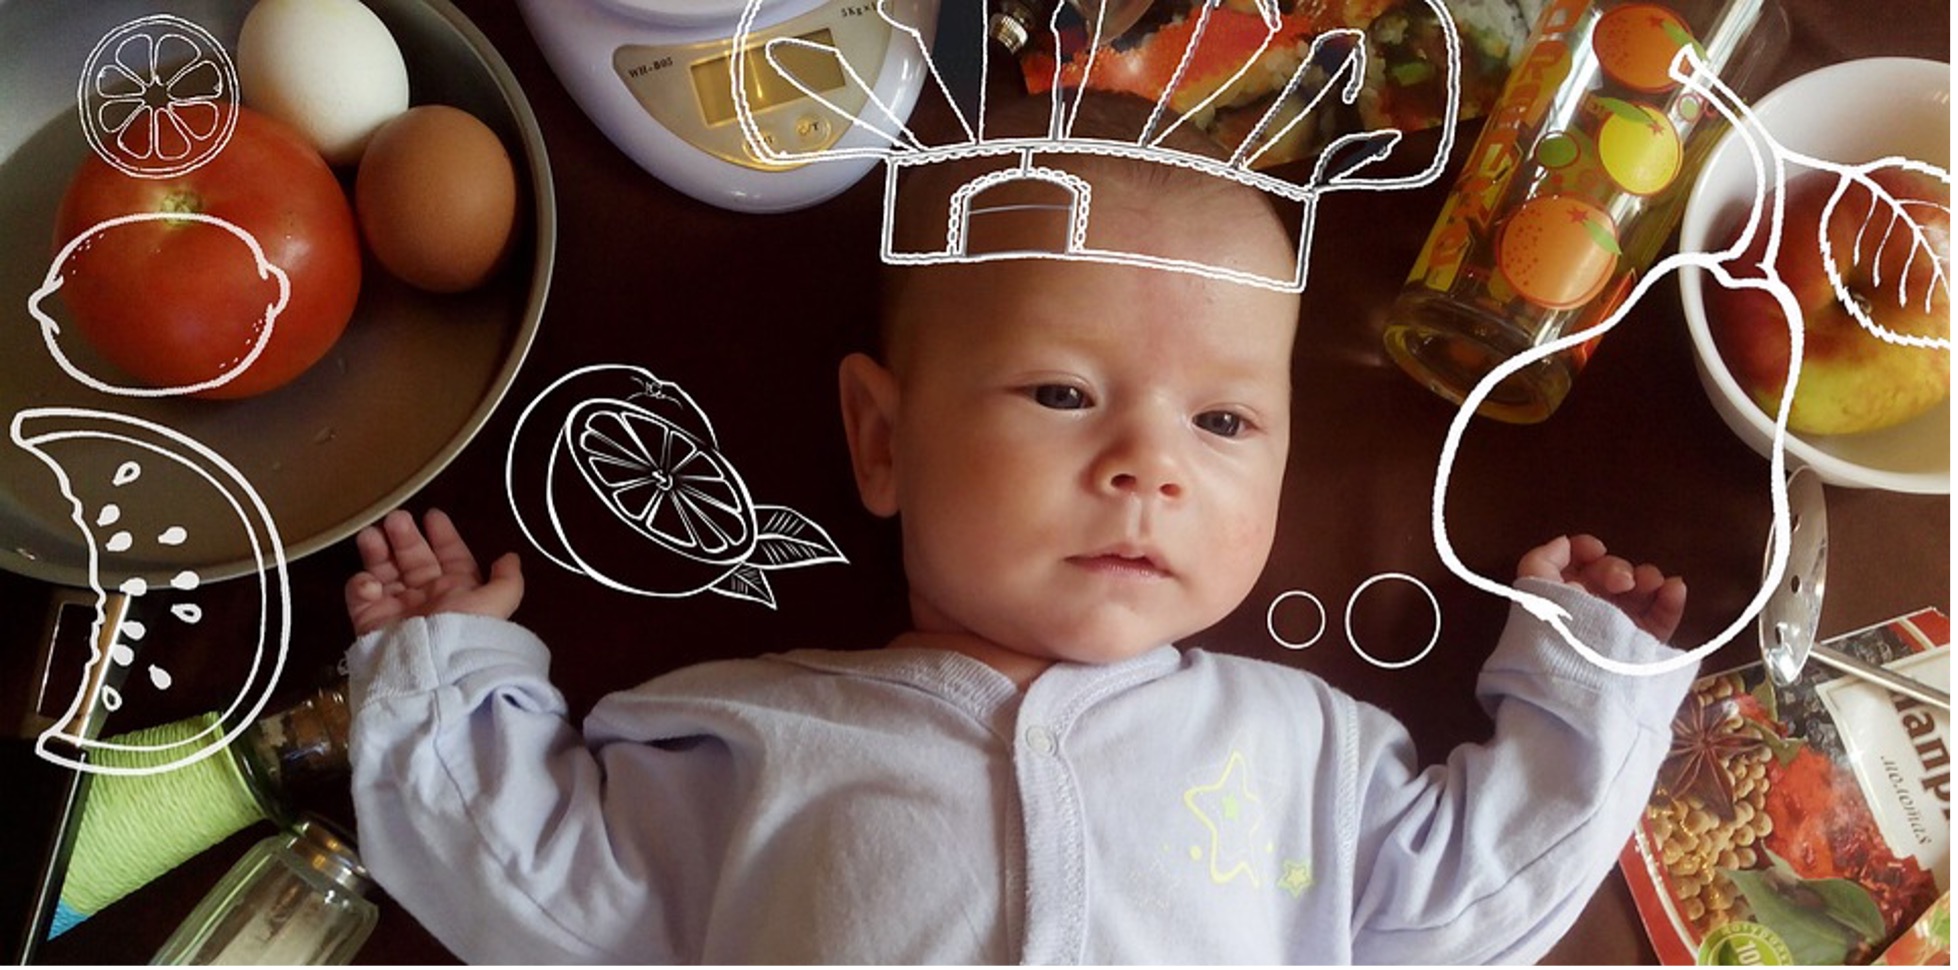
[344,508,523,637]
[1518,534,1686,642]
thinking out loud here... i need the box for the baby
[342,120,1694,963]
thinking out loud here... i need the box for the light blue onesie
[347,577,1694,963]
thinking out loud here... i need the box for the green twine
[58,712,268,918]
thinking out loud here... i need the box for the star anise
[1656,691,1768,821]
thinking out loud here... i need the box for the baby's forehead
[884,254,1299,385]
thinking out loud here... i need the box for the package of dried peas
[1619,608,1950,965]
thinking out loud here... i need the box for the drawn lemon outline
[31,211,291,398]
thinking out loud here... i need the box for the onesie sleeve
[346,613,720,964]
[1343,578,1695,964]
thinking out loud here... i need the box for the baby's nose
[1107,469,1184,499]
[1096,433,1186,500]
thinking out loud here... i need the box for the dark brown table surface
[17,0,1951,964]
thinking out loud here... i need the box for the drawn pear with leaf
[1429,51,1951,679]
[507,364,847,609]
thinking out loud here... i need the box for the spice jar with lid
[150,814,377,965]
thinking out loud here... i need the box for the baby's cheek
[1207,511,1280,594]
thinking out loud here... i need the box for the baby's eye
[1194,410,1246,438]
[1030,384,1089,410]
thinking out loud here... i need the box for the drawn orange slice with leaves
[508,364,846,609]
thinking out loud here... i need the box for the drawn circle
[1343,573,1440,670]
[1496,195,1620,310]
[1265,590,1327,651]
[78,14,239,179]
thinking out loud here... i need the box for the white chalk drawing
[506,364,847,610]
[33,14,285,398]
[4,16,289,778]
[727,3,1947,676]
[79,14,239,179]
[1431,47,1952,677]
[1266,573,1441,670]
[1266,589,1326,651]
[1344,572,1441,670]
[731,0,1463,293]
[30,211,292,397]
[13,408,291,776]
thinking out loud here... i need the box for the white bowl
[1677,57,1951,494]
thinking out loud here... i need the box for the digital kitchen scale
[520,0,939,213]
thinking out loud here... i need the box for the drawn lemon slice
[571,404,752,558]
[510,364,765,597]
[552,395,759,597]
[78,14,240,179]
[10,407,290,776]
[508,364,848,608]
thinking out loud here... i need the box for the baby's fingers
[422,508,483,583]
[1575,551,1637,595]
[354,523,398,581]
[1516,535,1573,583]
[1637,576,1688,642]
[477,552,525,620]
[381,509,443,589]
[345,570,405,636]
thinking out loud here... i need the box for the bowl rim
[1677,55,1951,495]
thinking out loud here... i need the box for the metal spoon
[1759,466,1949,709]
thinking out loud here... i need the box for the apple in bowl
[1677,56,1951,493]
[1704,164,1951,436]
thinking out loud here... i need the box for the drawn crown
[733,0,1465,291]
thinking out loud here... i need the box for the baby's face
[880,207,1298,666]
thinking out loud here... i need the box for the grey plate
[0,0,554,587]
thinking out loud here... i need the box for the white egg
[238,0,410,165]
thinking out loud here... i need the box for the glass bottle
[150,815,377,965]
[51,681,353,938]
[231,680,353,819]
[1382,0,1786,423]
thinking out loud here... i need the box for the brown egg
[355,104,516,293]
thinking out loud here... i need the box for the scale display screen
[693,28,846,126]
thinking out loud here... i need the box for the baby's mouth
[1067,545,1171,579]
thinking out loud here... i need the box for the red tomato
[52,106,361,399]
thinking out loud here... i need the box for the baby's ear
[838,353,901,517]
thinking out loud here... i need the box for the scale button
[794,115,831,146]
[741,129,782,162]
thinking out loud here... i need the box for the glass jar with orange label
[1384,0,1786,423]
